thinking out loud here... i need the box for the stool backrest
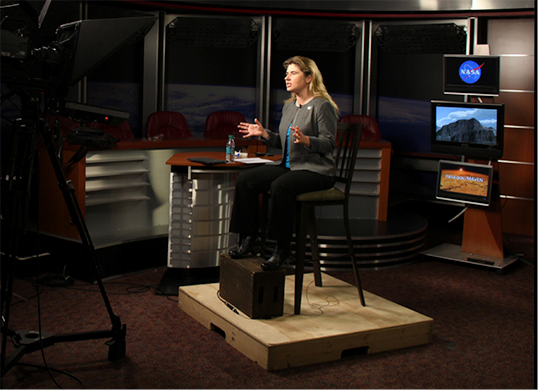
[334,122,363,195]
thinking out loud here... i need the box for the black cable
[216,290,240,315]
[32,278,153,294]
[305,279,340,315]
[35,254,64,389]
[500,196,508,211]
[21,271,176,301]
[15,362,85,389]
[7,277,44,307]
[152,283,179,302]
[21,276,180,303]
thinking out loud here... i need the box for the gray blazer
[263,97,337,177]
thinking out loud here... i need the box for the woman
[229,56,339,271]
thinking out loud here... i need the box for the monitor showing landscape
[430,100,504,159]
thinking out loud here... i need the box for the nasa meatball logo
[459,60,484,84]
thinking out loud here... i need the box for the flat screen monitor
[443,54,500,96]
[431,100,504,159]
[436,160,494,207]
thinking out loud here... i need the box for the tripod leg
[2,95,126,378]
[1,255,17,377]
[1,118,39,376]
[38,119,125,337]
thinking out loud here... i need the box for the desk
[165,152,277,269]
[37,137,391,282]
[162,140,392,271]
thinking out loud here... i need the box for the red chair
[145,111,191,139]
[89,120,134,140]
[204,111,245,139]
[339,114,382,141]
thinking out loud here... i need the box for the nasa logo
[458,60,484,84]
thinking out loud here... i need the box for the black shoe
[261,243,292,271]
[229,235,261,259]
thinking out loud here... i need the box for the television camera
[2,2,156,115]
[1,1,156,377]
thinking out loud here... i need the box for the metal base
[422,243,521,272]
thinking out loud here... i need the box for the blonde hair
[283,56,339,114]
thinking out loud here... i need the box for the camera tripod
[1,91,126,378]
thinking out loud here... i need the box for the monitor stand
[423,243,520,273]
[423,183,521,274]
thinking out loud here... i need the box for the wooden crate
[179,273,434,371]
[219,255,286,319]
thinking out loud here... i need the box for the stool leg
[294,203,309,315]
[260,193,269,257]
[308,207,323,287]
[344,205,366,306]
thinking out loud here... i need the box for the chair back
[334,122,363,197]
[146,111,191,139]
[339,114,381,141]
[89,120,134,140]
[204,111,245,138]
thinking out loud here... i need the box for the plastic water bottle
[225,135,235,163]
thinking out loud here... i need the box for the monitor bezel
[443,54,501,97]
[435,160,494,207]
[430,100,505,160]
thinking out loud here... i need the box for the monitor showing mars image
[439,167,490,197]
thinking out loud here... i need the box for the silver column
[168,169,238,268]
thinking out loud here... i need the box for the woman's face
[284,63,311,95]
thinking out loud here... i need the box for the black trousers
[229,164,336,243]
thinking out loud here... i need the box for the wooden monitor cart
[423,160,520,272]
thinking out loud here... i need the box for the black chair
[261,122,366,314]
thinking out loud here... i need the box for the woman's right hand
[237,118,268,139]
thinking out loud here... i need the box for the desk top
[116,138,391,151]
[166,151,280,167]
[61,136,261,151]
[111,137,261,150]
[63,136,390,152]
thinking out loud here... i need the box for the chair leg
[308,207,323,287]
[293,203,309,315]
[260,193,269,257]
[343,207,366,306]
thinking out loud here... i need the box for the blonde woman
[229,56,338,271]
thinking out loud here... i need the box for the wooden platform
[178,273,433,371]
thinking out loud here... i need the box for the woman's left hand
[291,126,310,148]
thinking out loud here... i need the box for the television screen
[430,100,504,159]
[443,55,500,96]
[436,160,494,206]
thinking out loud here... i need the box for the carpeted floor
[1,205,536,389]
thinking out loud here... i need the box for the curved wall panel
[163,0,534,13]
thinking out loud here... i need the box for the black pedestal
[155,267,220,296]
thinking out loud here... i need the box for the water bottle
[225,135,235,163]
